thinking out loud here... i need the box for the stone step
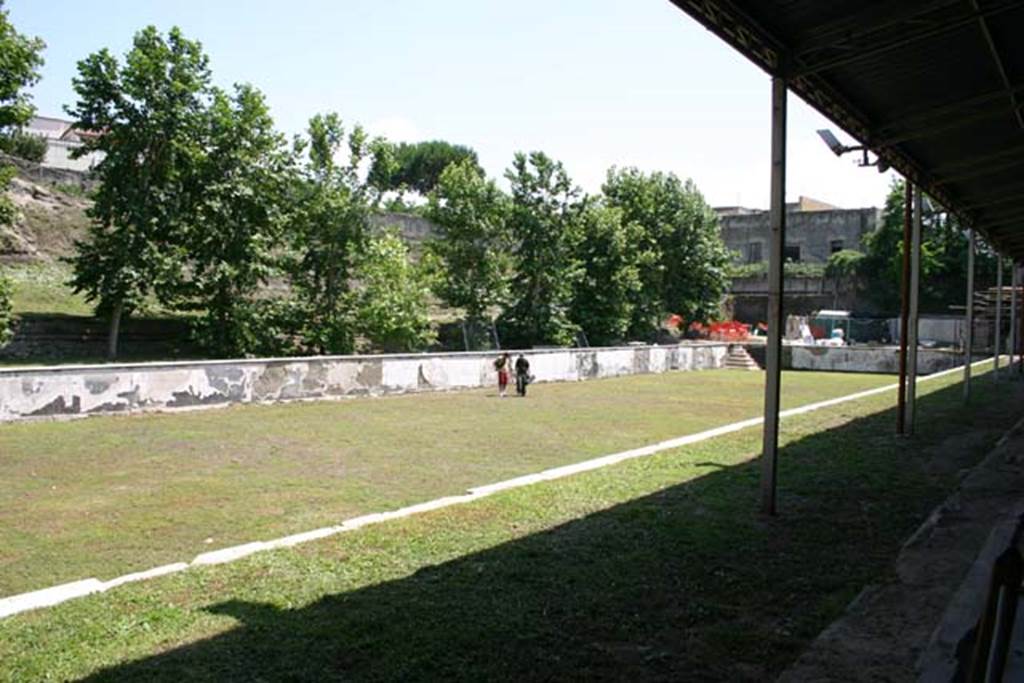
[724,346,761,371]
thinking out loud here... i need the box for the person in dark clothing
[514,354,531,396]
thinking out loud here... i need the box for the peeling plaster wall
[788,345,964,374]
[0,344,731,423]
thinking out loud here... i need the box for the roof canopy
[668,0,1024,258]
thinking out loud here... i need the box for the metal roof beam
[668,0,787,74]
[961,190,1024,210]
[935,156,1024,185]
[873,103,1023,146]
[792,1,1020,78]
[875,83,1024,139]
[792,0,962,58]
[979,214,1024,231]
[977,206,1024,223]
[932,139,1024,175]
[971,0,1024,129]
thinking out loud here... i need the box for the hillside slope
[1,158,93,315]
[0,159,440,318]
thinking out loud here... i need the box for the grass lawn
[3,261,92,316]
[1,364,1019,681]
[0,369,893,597]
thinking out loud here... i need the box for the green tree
[603,167,730,336]
[570,204,644,346]
[0,0,44,132]
[824,249,864,309]
[287,113,387,354]
[500,151,585,347]
[0,128,47,162]
[861,179,997,315]
[184,84,294,356]
[353,231,436,352]
[0,0,44,346]
[371,140,480,195]
[0,261,12,347]
[425,159,511,325]
[66,26,211,359]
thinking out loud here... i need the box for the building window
[830,239,844,254]
[747,242,762,263]
[784,245,801,262]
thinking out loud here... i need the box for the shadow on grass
[79,376,1023,682]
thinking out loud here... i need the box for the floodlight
[877,158,890,174]
[816,129,846,156]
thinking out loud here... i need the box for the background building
[717,196,879,265]
[24,115,104,172]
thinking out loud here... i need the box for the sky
[8,0,896,210]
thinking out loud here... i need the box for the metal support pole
[907,188,922,435]
[1018,263,1024,375]
[897,183,912,434]
[964,229,976,402]
[761,77,787,516]
[995,256,1003,379]
[1011,264,1019,372]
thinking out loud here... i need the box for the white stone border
[0,358,994,620]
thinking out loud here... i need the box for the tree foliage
[500,152,585,347]
[352,231,435,352]
[859,179,997,314]
[286,113,387,354]
[57,22,743,357]
[0,128,47,162]
[0,0,44,131]
[569,204,644,346]
[371,140,480,195]
[0,1,43,347]
[66,27,212,356]
[184,84,293,356]
[0,261,12,348]
[425,159,511,321]
[602,167,730,336]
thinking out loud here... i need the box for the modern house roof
[25,115,73,140]
[668,0,1024,259]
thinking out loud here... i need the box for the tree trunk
[107,300,124,361]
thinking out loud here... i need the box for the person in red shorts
[494,352,511,397]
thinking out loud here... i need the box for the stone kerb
[0,343,731,423]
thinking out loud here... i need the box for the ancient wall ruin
[0,343,731,422]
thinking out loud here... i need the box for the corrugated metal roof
[668,0,1024,258]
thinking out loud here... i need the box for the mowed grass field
[1,369,892,596]
[0,363,1019,682]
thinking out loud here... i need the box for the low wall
[0,343,730,422]
[788,344,964,374]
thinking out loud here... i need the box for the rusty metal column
[761,77,787,516]
[907,188,922,434]
[897,183,912,434]
[964,229,976,401]
[1018,263,1024,375]
[1011,263,1019,372]
[994,256,1003,379]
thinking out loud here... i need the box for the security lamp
[816,129,847,156]
[818,128,888,173]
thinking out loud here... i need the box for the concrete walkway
[779,410,1024,682]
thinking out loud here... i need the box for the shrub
[0,128,47,163]
[0,272,14,347]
